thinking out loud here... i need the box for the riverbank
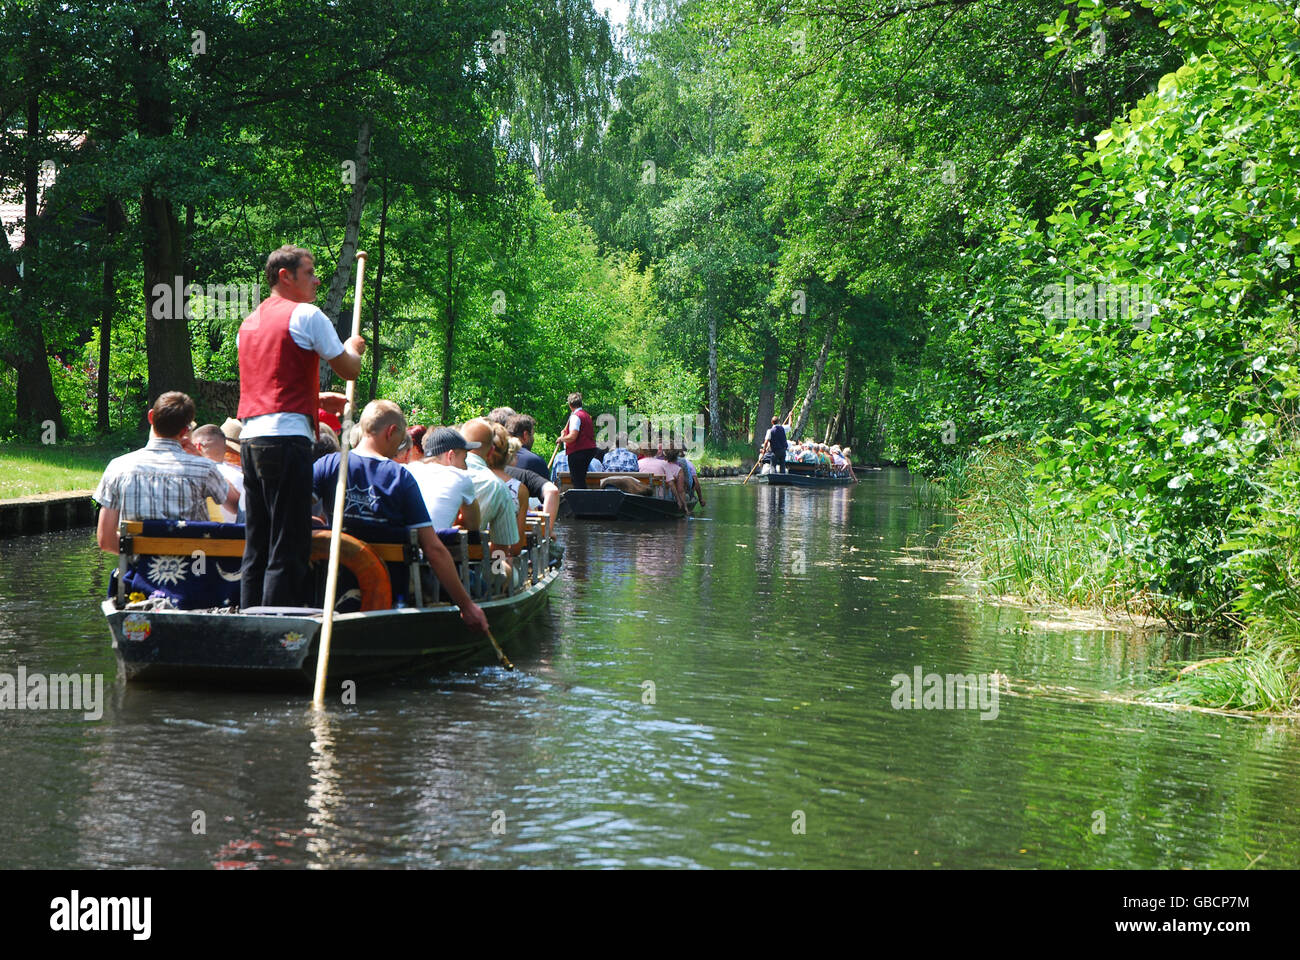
[923,446,1300,715]
[0,442,123,500]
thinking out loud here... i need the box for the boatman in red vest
[237,245,365,609]
[555,392,600,489]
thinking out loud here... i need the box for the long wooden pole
[743,402,797,485]
[312,251,367,709]
[546,417,566,472]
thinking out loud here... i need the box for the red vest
[566,407,596,454]
[237,296,320,430]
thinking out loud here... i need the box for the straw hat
[220,417,242,454]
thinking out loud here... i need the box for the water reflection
[1,478,1299,869]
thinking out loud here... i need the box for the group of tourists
[757,416,857,479]
[544,394,705,512]
[95,244,545,634]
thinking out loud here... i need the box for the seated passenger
[506,413,551,477]
[494,438,531,589]
[95,391,240,553]
[636,446,688,511]
[406,426,483,530]
[192,423,246,522]
[313,400,488,631]
[830,445,848,474]
[313,424,340,461]
[504,439,560,532]
[677,450,705,508]
[840,446,858,482]
[219,417,243,467]
[602,433,640,472]
[461,418,522,576]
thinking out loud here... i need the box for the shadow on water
[1,474,1299,868]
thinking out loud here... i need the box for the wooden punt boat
[556,471,688,521]
[760,463,855,487]
[101,516,558,688]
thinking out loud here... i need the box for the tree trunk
[753,327,780,445]
[368,177,389,404]
[12,92,64,433]
[141,186,193,403]
[825,366,850,444]
[791,314,838,440]
[134,36,194,405]
[707,302,721,445]
[440,188,457,424]
[97,197,124,432]
[782,307,809,415]
[320,118,372,388]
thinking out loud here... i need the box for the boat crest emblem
[280,631,306,650]
[123,613,152,643]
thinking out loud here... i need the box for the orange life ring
[309,530,393,611]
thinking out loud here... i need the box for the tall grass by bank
[936,448,1138,612]
[929,445,1300,713]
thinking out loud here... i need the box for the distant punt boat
[556,471,689,520]
[760,465,855,487]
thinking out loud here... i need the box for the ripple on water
[2,486,1300,868]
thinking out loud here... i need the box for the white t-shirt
[216,461,246,522]
[238,302,345,441]
[406,460,477,529]
[567,412,581,433]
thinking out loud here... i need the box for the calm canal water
[1,470,1297,869]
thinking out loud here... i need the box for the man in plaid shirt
[95,391,240,552]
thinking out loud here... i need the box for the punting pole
[486,628,514,671]
[312,251,367,710]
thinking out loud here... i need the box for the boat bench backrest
[112,520,247,609]
[557,471,664,491]
[112,519,426,610]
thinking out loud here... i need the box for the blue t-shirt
[515,447,549,477]
[312,450,432,529]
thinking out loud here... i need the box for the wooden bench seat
[556,471,665,492]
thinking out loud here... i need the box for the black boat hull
[558,488,685,520]
[761,471,853,487]
[103,568,558,687]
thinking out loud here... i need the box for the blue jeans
[241,436,313,608]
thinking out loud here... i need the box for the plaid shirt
[602,447,639,472]
[94,437,230,522]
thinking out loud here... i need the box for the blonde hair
[360,399,407,438]
[463,417,511,468]
[507,436,522,464]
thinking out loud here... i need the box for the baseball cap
[422,427,481,458]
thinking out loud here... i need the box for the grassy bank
[921,446,1300,714]
[694,440,752,470]
[929,448,1141,614]
[0,442,129,500]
